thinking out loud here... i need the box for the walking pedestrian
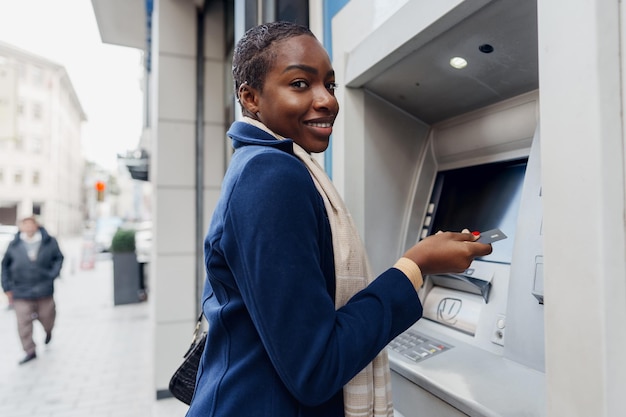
[1,216,64,364]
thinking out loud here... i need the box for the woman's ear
[238,84,259,115]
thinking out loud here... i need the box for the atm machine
[387,95,546,417]
[332,0,546,415]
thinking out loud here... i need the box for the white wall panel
[153,254,196,322]
[157,55,196,121]
[154,188,196,254]
[156,122,196,186]
[158,0,197,56]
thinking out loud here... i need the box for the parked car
[94,216,123,252]
[133,221,152,264]
[129,220,152,302]
[0,225,17,306]
[0,224,18,260]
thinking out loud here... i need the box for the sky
[0,0,143,171]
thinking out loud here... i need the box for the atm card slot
[430,273,491,303]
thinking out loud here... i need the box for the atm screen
[429,158,528,264]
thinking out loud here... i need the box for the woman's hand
[402,230,492,275]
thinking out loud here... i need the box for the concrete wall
[150,0,226,396]
[538,1,626,415]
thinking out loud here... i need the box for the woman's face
[251,35,339,153]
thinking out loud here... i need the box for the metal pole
[195,5,206,315]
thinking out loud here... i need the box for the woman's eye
[291,80,309,88]
[326,82,339,91]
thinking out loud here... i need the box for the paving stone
[0,237,190,417]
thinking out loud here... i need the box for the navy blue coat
[186,122,422,417]
[1,227,64,299]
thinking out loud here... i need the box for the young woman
[186,21,492,417]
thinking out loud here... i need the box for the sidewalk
[0,236,189,417]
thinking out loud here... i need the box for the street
[0,236,189,417]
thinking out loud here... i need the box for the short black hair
[232,21,315,96]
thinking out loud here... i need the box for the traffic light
[95,181,106,202]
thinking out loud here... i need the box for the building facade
[0,42,86,235]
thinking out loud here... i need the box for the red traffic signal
[95,181,106,201]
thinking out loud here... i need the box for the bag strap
[183,312,205,358]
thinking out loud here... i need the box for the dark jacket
[1,227,64,299]
[186,122,423,417]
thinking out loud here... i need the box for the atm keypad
[388,329,452,362]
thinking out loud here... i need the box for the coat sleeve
[219,151,422,405]
[48,238,64,279]
[1,248,13,291]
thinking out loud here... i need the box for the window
[33,102,42,119]
[18,63,26,79]
[14,170,23,184]
[31,66,43,86]
[30,136,42,153]
[14,135,24,150]
[277,0,309,26]
[32,171,40,185]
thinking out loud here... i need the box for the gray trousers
[13,296,56,354]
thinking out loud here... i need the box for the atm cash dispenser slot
[422,286,484,336]
[419,262,493,337]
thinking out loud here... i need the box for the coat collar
[227,121,294,154]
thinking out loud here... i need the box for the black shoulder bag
[168,313,207,405]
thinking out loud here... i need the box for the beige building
[0,42,86,235]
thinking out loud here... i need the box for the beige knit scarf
[243,117,394,417]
